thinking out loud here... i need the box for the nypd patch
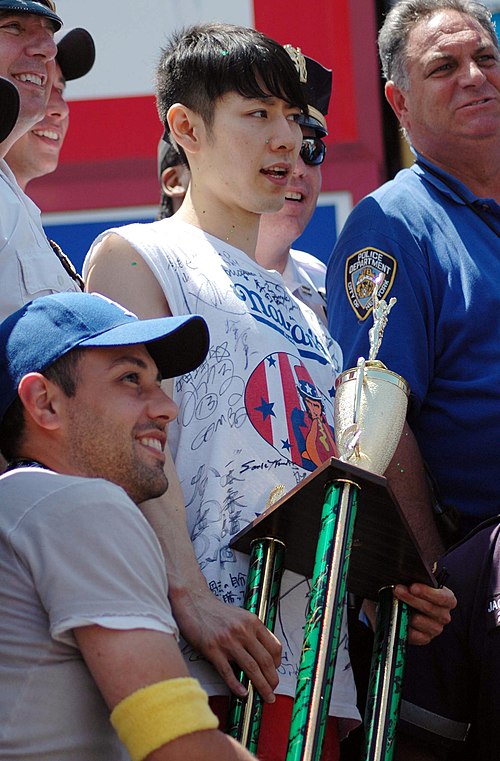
[344,248,397,321]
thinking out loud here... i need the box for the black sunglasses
[300,137,326,166]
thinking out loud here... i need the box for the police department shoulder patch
[344,248,397,321]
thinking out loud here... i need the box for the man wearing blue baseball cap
[0,291,255,760]
[0,0,84,323]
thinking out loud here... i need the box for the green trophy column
[364,586,409,761]
[286,479,359,761]
[227,536,285,752]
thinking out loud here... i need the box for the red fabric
[210,694,340,761]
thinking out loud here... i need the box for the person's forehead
[217,90,298,110]
[408,9,492,56]
[82,343,152,366]
[0,9,56,29]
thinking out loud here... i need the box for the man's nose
[46,87,69,120]
[147,384,178,424]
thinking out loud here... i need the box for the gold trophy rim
[335,362,410,398]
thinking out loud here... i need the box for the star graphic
[267,355,277,368]
[328,386,335,398]
[255,398,275,420]
[281,439,292,451]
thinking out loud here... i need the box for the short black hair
[156,22,307,148]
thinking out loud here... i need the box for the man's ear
[167,103,204,157]
[385,81,410,130]
[17,373,63,432]
[161,166,188,198]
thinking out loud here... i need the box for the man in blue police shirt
[327,0,500,543]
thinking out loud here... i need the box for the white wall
[55,0,254,100]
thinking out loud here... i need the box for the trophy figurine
[334,277,409,475]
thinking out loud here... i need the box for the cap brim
[0,78,19,143]
[56,28,95,81]
[80,314,209,379]
[0,1,62,31]
[297,112,328,138]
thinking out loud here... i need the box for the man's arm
[140,460,281,702]
[75,626,256,761]
[85,236,281,701]
[360,422,451,644]
[386,423,445,565]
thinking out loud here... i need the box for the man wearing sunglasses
[256,49,329,326]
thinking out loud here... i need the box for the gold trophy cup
[334,285,409,475]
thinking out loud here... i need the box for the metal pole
[364,586,409,761]
[286,478,359,761]
[226,536,285,753]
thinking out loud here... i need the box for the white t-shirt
[0,468,177,760]
[284,248,327,326]
[0,160,79,322]
[85,219,360,734]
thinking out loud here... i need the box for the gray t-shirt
[0,468,177,760]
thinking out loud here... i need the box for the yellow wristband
[110,677,219,761]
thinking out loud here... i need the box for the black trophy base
[230,457,436,600]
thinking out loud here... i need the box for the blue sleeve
[326,193,436,413]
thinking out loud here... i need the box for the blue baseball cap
[0,1,62,31]
[0,292,209,422]
[0,78,19,143]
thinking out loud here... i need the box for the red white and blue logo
[245,352,337,472]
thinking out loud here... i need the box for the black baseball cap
[0,1,62,31]
[285,45,332,137]
[56,28,95,82]
[0,78,19,142]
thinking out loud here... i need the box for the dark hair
[157,138,188,220]
[158,190,173,220]
[0,349,83,461]
[378,0,499,87]
[156,22,308,162]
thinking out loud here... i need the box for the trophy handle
[337,357,365,462]
[353,356,365,427]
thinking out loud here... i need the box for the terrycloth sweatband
[110,677,219,761]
